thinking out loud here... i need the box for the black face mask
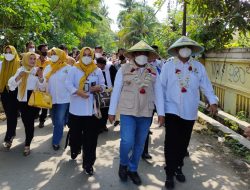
[41,51,47,57]
[119,55,125,61]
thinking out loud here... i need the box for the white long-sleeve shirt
[43,64,71,104]
[65,66,105,116]
[160,58,218,120]
[108,68,165,116]
[8,66,46,102]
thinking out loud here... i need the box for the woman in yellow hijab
[43,47,71,151]
[65,47,105,175]
[8,52,46,156]
[0,45,20,150]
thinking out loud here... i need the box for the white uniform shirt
[108,68,165,116]
[8,66,46,102]
[65,66,105,116]
[103,62,113,88]
[160,58,218,120]
[43,64,71,104]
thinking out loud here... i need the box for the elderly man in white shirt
[160,36,218,189]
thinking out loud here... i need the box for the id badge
[84,83,89,92]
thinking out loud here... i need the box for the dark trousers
[164,113,195,176]
[1,88,18,142]
[68,113,99,167]
[39,108,48,123]
[99,107,109,129]
[19,91,38,146]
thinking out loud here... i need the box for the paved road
[0,117,249,190]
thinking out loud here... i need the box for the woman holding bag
[0,45,20,149]
[65,47,105,176]
[43,47,71,151]
[8,52,46,156]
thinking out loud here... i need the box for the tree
[0,0,118,53]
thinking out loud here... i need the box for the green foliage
[235,111,250,123]
[189,0,250,50]
[224,137,250,162]
[0,0,117,53]
[224,118,240,133]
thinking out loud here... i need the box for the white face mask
[81,56,92,65]
[95,53,102,59]
[178,47,192,58]
[4,53,15,61]
[135,55,148,65]
[29,48,35,53]
[50,55,59,63]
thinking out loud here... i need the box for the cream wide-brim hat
[124,40,159,61]
[167,36,204,56]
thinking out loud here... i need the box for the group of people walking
[0,36,219,189]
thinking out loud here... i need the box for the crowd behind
[1,38,250,189]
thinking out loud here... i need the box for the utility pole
[182,0,187,36]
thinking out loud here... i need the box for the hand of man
[158,115,165,127]
[208,104,218,116]
[90,85,102,93]
[76,90,89,99]
[108,115,115,124]
[244,126,250,140]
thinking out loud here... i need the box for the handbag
[28,88,52,109]
[94,89,111,109]
[93,88,112,119]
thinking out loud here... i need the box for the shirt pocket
[189,72,199,91]
[119,91,135,109]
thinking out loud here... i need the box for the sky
[103,0,169,32]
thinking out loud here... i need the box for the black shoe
[71,152,78,160]
[149,130,153,135]
[185,151,189,157]
[118,164,128,181]
[127,171,142,186]
[174,167,186,182]
[114,120,120,127]
[84,166,94,176]
[165,175,174,189]
[38,122,45,128]
[52,144,60,151]
[142,153,152,160]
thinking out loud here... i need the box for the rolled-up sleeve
[108,69,123,115]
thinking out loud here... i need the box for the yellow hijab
[45,47,67,81]
[75,47,97,90]
[0,45,20,93]
[19,52,36,100]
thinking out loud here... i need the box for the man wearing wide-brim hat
[108,40,165,186]
[160,36,218,189]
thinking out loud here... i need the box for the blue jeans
[120,114,152,171]
[51,103,69,145]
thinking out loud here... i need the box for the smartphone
[84,83,89,92]
[91,82,96,86]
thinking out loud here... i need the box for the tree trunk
[182,0,187,36]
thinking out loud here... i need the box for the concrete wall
[205,48,250,116]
